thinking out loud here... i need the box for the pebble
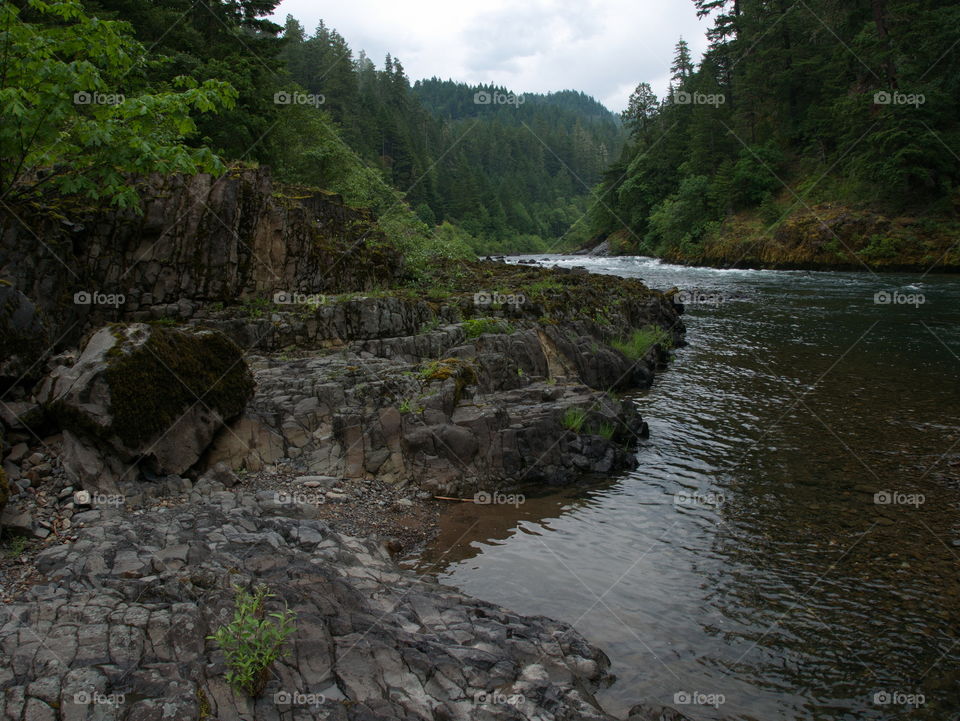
[6,443,28,462]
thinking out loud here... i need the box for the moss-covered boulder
[41,323,254,488]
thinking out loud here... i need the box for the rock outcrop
[39,323,254,492]
[0,284,49,388]
[0,478,621,721]
[0,169,403,375]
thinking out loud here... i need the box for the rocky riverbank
[599,203,960,272]
[1,169,689,719]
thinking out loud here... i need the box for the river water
[409,255,960,720]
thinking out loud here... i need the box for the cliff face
[1,169,684,498]
[0,168,403,364]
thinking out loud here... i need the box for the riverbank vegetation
[592,1,960,270]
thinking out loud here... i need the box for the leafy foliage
[0,0,236,208]
[207,584,296,697]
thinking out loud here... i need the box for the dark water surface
[408,256,960,720]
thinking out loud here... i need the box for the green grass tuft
[611,326,672,360]
[562,407,588,432]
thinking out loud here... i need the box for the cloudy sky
[271,0,711,113]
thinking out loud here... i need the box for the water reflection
[410,256,960,720]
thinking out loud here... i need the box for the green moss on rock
[104,327,254,449]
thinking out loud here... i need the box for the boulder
[41,323,254,489]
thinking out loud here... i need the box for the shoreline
[1,171,689,720]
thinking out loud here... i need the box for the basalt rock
[39,323,253,491]
[0,168,404,355]
[0,490,621,721]
[205,302,661,495]
[0,284,50,389]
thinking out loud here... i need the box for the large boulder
[40,323,254,491]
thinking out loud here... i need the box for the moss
[103,327,254,449]
[419,358,478,403]
[196,687,211,721]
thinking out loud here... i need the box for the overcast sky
[271,0,711,113]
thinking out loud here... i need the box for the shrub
[208,584,296,697]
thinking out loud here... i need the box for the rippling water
[409,256,960,720]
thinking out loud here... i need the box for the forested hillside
[278,21,624,253]
[594,1,960,269]
[46,2,622,255]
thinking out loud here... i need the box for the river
[408,255,960,720]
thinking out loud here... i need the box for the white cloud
[272,0,711,112]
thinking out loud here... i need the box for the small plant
[420,316,442,333]
[462,317,514,338]
[527,278,564,294]
[3,536,28,558]
[595,421,616,440]
[611,326,672,360]
[562,407,588,432]
[208,583,296,697]
[398,398,413,413]
[242,297,271,319]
